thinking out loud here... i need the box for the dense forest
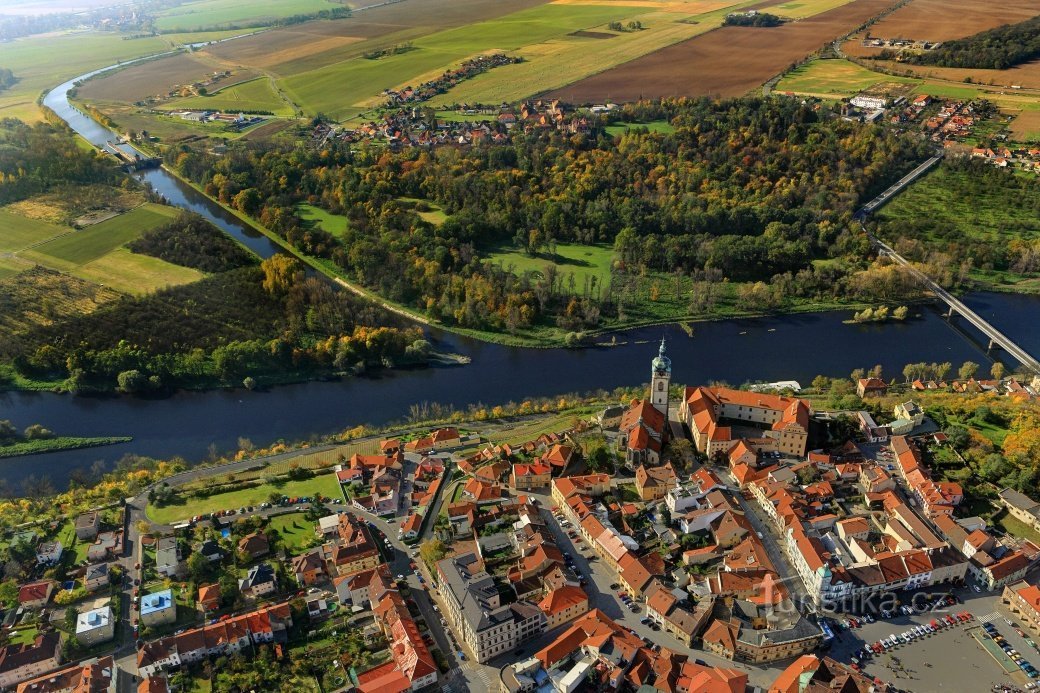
[0,119,117,204]
[165,97,929,338]
[127,212,257,272]
[723,12,783,27]
[887,16,1040,69]
[0,257,430,393]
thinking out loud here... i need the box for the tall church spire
[651,337,671,419]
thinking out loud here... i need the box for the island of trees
[723,12,783,27]
[884,15,1040,70]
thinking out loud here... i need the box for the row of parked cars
[983,621,1040,679]
[851,612,974,667]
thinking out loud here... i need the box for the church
[617,338,672,466]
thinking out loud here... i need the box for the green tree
[958,361,980,380]
[419,538,448,568]
[991,361,1005,380]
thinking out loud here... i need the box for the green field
[267,512,321,552]
[11,204,204,294]
[0,209,69,252]
[777,58,918,97]
[280,4,647,118]
[26,204,179,265]
[299,203,349,239]
[759,0,855,18]
[398,197,448,226]
[147,472,342,524]
[154,0,345,31]
[166,77,295,116]
[604,120,676,136]
[486,243,615,295]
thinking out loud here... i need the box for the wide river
[2,63,1036,489]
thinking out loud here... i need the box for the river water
[3,63,1035,489]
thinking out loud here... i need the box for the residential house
[510,462,551,490]
[0,632,61,689]
[1000,488,1040,533]
[1003,581,1040,636]
[140,590,177,627]
[155,537,183,578]
[84,563,111,592]
[74,511,100,540]
[537,585,589,629]
[635,463,677,501]
[400,513,422,540]
[197,584,221,613]
[17,581,53,609]
[198,540,222,563]
[35,541,62,566]
[645,581,713,646]
[334,564,392,607]
[894,401,925,427]
[239,563,277,600]
[292,550,328,586]
[86,531,123,562]
[237,532,269,560]
[856,378,887,398]
[14,655,114,693]
[76,606,115,646]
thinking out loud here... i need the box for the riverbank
[0,435,132,459]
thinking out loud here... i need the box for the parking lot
[826,598,1033,692]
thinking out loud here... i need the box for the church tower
[650,337,671,419]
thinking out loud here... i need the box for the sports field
[166,77,295,116]
[486,243,614,295]
[153,0,346,32]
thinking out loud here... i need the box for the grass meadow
[777,58,918,97]
[166,77,295,116]
[147,472,343,524]
[153,0,345,31]
[486,243,615,295]
[298,203,350,239]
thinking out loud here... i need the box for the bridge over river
[858,155,1040,374]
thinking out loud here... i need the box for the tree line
[163,97,930,336]
[883,16,1040,70]
[0,119,117,204]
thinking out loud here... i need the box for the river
[2,61,1035,490]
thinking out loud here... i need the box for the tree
[260,255,302,296]
[187,552,215,583]
[419,538,448,568]
[22,424,52,440]
[958,361,980,380]
[991,361,1006,380]
[850,368,865,383]
[117,369,150,393]
[893,306,909,320]
[811,375,830,391]
[936,362,952,380]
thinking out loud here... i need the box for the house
[400,513,422,540]
[894,401,924,426]
[770,655,882,693]
[404,427,460,453]
[856,377,887,398]
[537,585,589,629]
[644,581,713,646]
[156,537,183,578]
[35,541,62,566]
[74,511,100,540]
[239,563,277,600]
[76,606,115,645]
[197,583,221,612]
[1003,581,1040,636]
[14,655,114,693]
[140,590,177,626]
[0,632,61,689]
[510,462,551,490]
[198,540,222,563]
[87,531,123,562]
[292,550,328,586]
[972,550,1031,591]
[17,581,53,609]
[84,563,111,592]
[237,532,270,560]
[461,478,502,504]
[543,445,575,474]
[635,463,677,501]
[999,488,1040,532]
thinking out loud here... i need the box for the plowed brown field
[846,0,1039,55]
[78,53,252,103]
[544,0,899,102]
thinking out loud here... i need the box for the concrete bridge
[857,154,1040,374]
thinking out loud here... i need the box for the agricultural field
[0,267,122,334]
[6,204,204,295]
[152,0,347,32]
[844,0,1039,50]
[776,58,917,98]
[165,77,295,116]
[546,0,898,101]
[0,32,169,122]
[77,53,255,105]
[485,243,615,296]
[146,472,343,524]
[759,0,857,19]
